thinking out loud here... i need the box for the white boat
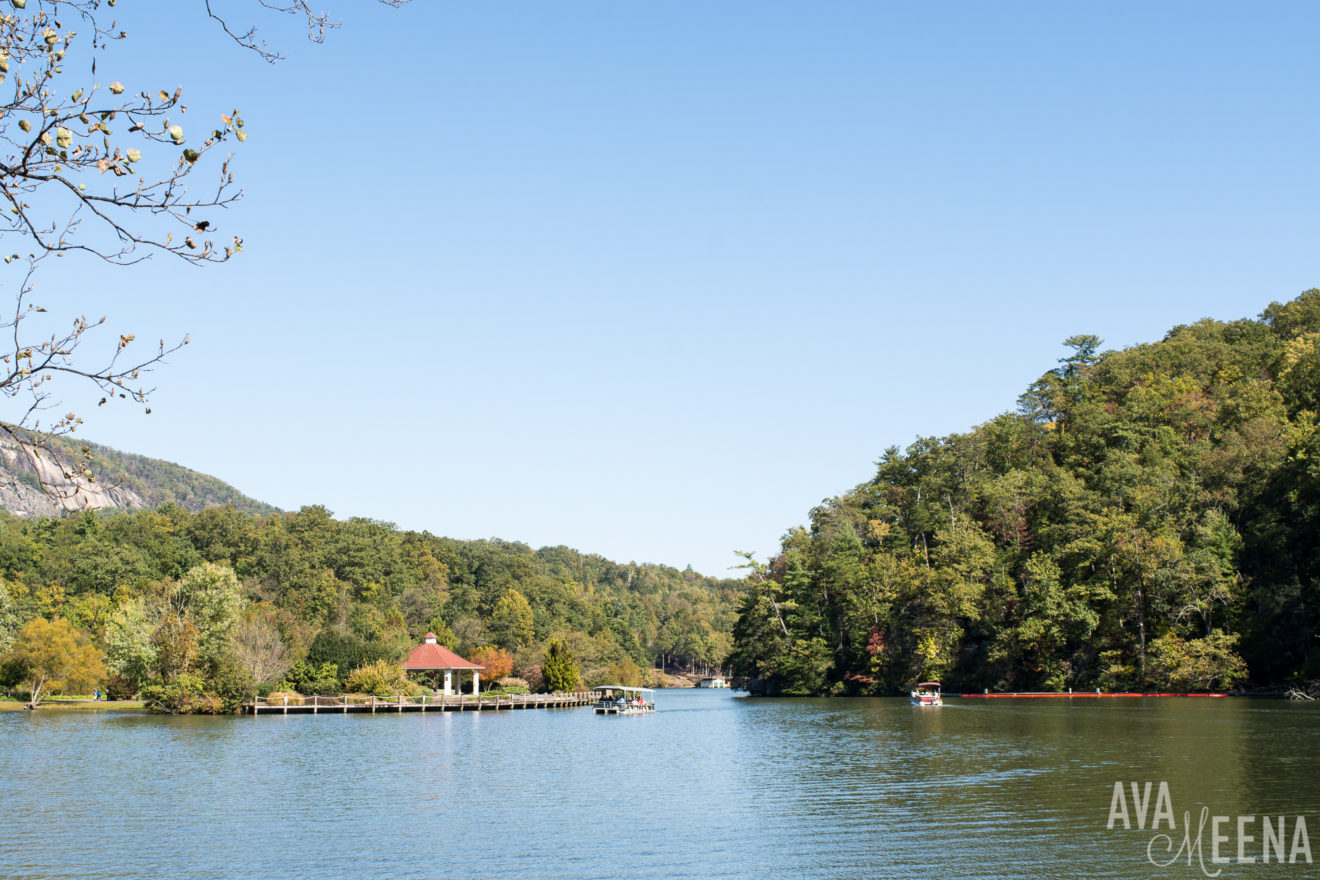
[910,681,942,706]
[592,685,656,715]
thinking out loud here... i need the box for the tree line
[0,504,739,710]
[729,290,1320,695]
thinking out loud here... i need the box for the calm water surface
[2,691,1318,879]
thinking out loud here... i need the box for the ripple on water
[1,693,1317,879]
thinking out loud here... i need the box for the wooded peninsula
[729,290,1320,695]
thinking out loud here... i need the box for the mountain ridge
[0,429,278,518]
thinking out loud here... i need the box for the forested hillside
[729,290,1320,694]
[0,504,738,708]
[76,440,281,516]
[0,432,277,518]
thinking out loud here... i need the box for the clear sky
[13,1,1318,576]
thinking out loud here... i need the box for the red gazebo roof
[403,634,483,671]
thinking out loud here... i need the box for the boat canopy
[917,682,942,688]
[591,685,655,695]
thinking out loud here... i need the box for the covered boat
[591,685,656,715]
[910,682,942,706]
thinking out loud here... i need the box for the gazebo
[403,633,484,695]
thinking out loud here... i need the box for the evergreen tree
[542,638,581,692]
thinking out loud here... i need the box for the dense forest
[0,504,738,709]
[729,290,1320,695]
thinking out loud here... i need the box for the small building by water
[696,677,727,689]
[403,633,484,695]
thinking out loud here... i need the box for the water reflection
[1,693,1316,879]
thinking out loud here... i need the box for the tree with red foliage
[468,646,512,690]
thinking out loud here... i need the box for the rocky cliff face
[0,434,146,517]
[0,431,276,518]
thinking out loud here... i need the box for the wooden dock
[242,691,594,716]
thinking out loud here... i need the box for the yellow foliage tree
[7,618,105,708]
[604,656,644,688]
[490,590,535,649]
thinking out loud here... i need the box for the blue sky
[14,1,1318,575]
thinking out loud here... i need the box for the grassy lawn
[0,699,146,712]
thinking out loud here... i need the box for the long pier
[243,691,594,716]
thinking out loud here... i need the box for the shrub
[140,673,224,714]
[0,656,25,691]
[283,661,342,696]
[105,675,136,701]
[1148,631,1247,691]
[266,690,304,706]
[345,660,423,697]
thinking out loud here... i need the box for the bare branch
[0,0,405,505]
[206,0,410,62]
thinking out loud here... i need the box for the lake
[2,690,1317,879]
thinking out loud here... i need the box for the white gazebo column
[443,670,453,696]
[472,670,480,695]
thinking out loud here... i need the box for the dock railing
[245,691,594,715]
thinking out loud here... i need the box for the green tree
[102,562,247,709]
[104,597,158,692]
[186,505,259,566]
[152,612,200,683]
[726,551,834,695]
[726,556,793,686]
[542,638,581,693]
[168,563,245,670]
[5,618,105,707]
[426,618,460,650]
[0,580,16,656]
[305,628,397,683]
[490,589,536,649]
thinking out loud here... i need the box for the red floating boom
[956,692,1228,698]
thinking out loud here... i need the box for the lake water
[2,691,1317,879]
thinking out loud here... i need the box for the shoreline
[0,700,146,712]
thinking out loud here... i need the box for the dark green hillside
[729,289,1320,694]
